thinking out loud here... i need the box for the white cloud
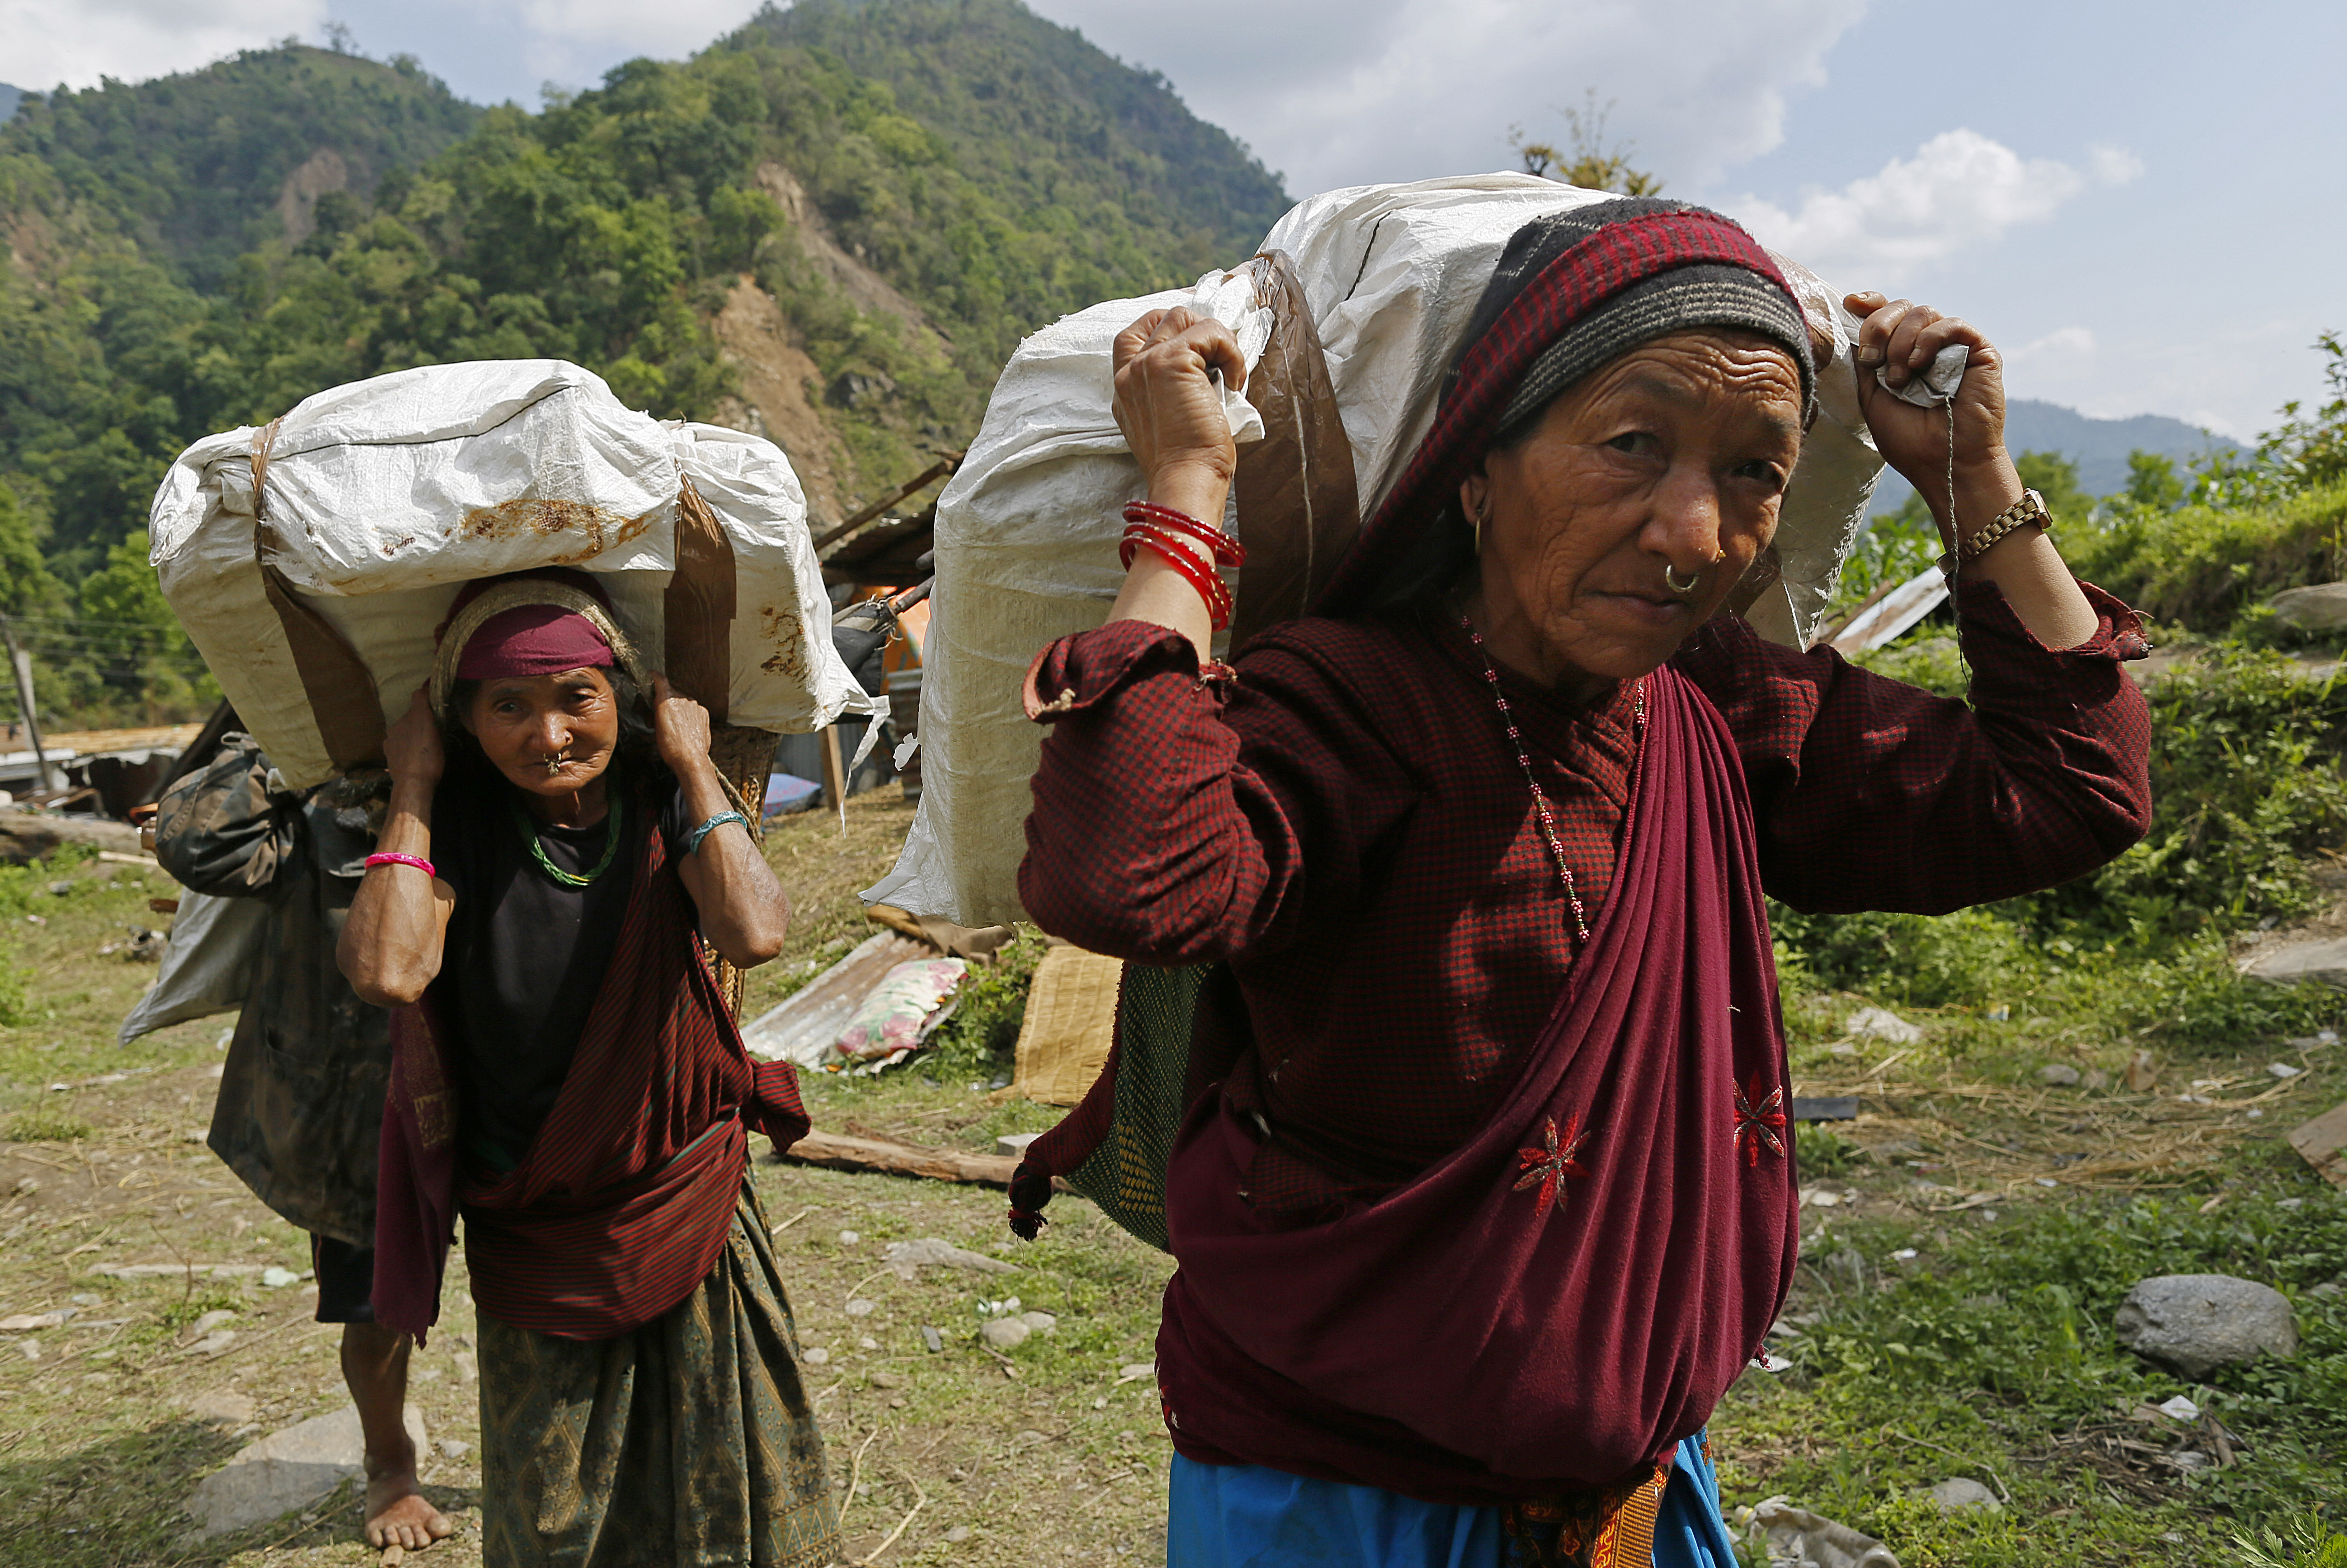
[2007,326,2097,367]
[1728,129,2097,287]
[1029,0,1872,199]
[0,0,324,92]
[509,0,760,90]
[2088,143,2145,186]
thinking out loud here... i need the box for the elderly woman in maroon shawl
[1010,199,2152,1566]
[338,571,839,1568]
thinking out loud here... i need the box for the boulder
[2238,936,2347,989]
[2115,1274,2298,1378]
[185,1403,428,1539]
[2269,582,2347,632]
[1922,1477,2000,1514]
[1745,1498,1901,1568]
[1845,1007,1922,1045]
[979,1318,1030,1352]
[2037,1064,2082,1086]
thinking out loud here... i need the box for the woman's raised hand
[385,686,444,788]
[1845,291,2014,513]
[652,673,714,778]
[1112,307,1250,521]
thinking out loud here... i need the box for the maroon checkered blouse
[1019,582,2151,1206]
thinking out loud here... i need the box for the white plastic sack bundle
[871,173,1887,926]
[150,360,879,789]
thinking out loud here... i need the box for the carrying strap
[249,419,388,770]
[1230,249,1362,651]
[663,478,737,724]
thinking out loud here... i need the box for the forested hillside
[0,2,1289,728]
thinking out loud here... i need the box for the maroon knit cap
[1315,200,1810,616]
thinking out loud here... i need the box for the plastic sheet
[870,174,1886,924]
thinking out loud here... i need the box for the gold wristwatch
[1959,488,2051,563]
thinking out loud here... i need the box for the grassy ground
[2,788,2344,1566]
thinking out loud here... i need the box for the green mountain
[0,5,1291,725]
[1871,400,2241,516]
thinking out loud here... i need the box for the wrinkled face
[464,667,621,798]
[1464,328,1805,684]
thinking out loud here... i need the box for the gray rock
[2238,937,2347,989]
[995,1131,1043,1159]
[921,1325,943,1353]
[844,1298,876,1318]
[1018,1311,1058,1335]
[979,1318,1030,1352]
[2115,1274,2299,1378]
[1923,1477,2001,1514]
[185,1403,427,1539]
[882,1237,1018,1282]
[2037,1064,2082,1086]
[2270,582,2347,632]
[1745,1498,1901,1568]
[186,1309,238,1339]
[183,1390,258,1427]
[1845,1007,1922,1044]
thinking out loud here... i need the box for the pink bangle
[365,852,436,878]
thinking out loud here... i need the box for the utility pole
[0,616,57,794]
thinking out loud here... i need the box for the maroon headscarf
[1317,199,1810,616]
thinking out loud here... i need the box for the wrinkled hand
[1845,291,2013,504]
[1111,307,1249,515]
[384,687,444,789]
[652,673,713,777]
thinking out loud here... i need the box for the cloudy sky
[6,0,2339,438]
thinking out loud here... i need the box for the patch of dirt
[711,276,854,527]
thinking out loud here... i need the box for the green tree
[2124,450,2187,510]
[2015,450,2094,523]
[1510,93,1665,197]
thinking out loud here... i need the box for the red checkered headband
[1315,198,1814,616]
[429,569,647,719]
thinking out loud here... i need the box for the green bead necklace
[509,789,625,888]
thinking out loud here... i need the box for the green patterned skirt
[476,1179,840,1568]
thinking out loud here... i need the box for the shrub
[926,927,1048,1075]
[2064,479,2347,635]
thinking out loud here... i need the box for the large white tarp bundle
[869,173,1887,926]
[150,360,879,788]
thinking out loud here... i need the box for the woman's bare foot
[364,1458,453,1552]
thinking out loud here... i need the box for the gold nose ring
[1663,563,1700,595]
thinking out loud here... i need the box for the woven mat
[1012,945,1124,1106]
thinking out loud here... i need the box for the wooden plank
[2287,1099,2347,1189]
[778,1129,1020,1188]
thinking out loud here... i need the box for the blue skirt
[1167,1434,1737,1568]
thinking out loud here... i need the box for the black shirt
[435,769,689,1168]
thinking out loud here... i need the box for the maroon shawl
[1047,665,1795,1502]
[374,783,810,1342]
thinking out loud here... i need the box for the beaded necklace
[1463,616,1643,944]
[508,788,625,888]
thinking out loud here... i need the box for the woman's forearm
[1933,450,2100,651]
[338,777,448,1006]
[674,760,789,966]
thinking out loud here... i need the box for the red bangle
[1122,502,1245,567]
[1122,526,1233,630]
[365,852,436,878]
[1125,523,1234,623]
